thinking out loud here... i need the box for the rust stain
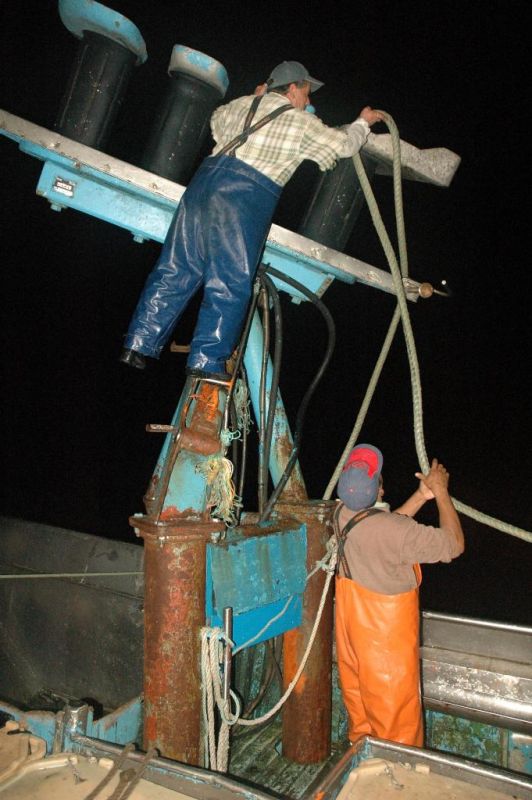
[159,505,180,520]
[280,501,335,763]
[196,383,220,422]
[177,383,224,455]
[144,714,157,743]
[179,428,220,454]
[275,432,307,501]
[135,517,224,764]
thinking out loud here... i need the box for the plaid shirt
[210,93,369,186]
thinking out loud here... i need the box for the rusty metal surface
[277,500,335,764]
[274,432,307,502]
[237,514,308,538]
[179,428,221,455]
[145,381,227,518]
[184,384,224,443]
[133,515,224,765]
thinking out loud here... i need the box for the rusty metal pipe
[277,500,335,763]
[131,515,224,765]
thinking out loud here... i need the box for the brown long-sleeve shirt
[337,503,461,595]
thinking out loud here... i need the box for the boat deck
[229,721,345,798]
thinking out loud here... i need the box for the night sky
[1,1,530,624]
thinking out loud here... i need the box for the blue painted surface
[510,731,532,775]
[206,525,307,648]
[0,700,57,753]
[58,0,148,64]
[11,136,352,299]
[164,448,211,514]
[158,384,227,515]
[34,159,174,242]
[150,381,193,485]
[0,697,142,752]
[170,45,229,94]
[424,709,532,773]
[243,312,305,490]
[263,239,355,295]
[212,595,303,650]
[87,696,142,746]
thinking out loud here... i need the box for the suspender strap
[242,95,262,133]
[333,503,351,578]
[334,505,384,580]
[218,97,292,157]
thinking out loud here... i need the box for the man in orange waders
[333,445,465,746]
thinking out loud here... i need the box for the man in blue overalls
[120,61,384,380]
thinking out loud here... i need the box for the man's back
[337,504,460,594]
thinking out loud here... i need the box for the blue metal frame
[58,0,147,64]
[169,45,229,95]
[206,525,307,649]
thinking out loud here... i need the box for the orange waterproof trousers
[335,574,423,746]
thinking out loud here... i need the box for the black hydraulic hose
[258,270,283,515]
[233,638,284,736]
[259,266,336,522]
[226,278,263,511]
[227,277,262,408]
[257,280,271,514]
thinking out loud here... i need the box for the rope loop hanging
[323,111,531,545]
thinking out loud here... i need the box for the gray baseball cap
[267,61,324,92]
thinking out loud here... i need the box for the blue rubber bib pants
[124,154,282,373]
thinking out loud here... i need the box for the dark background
[1,1,530,624]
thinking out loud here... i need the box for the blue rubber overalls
[124,153,282,374]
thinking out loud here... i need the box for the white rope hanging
[323,112,531,545]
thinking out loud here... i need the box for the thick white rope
[201,631,218,769]
[201,628,242,772]
[324,112,531,545]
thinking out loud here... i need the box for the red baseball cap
[337,444,383,511]
[343,444,383,478]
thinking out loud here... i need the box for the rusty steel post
[131,515,225,765]
[277,499,335,763]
